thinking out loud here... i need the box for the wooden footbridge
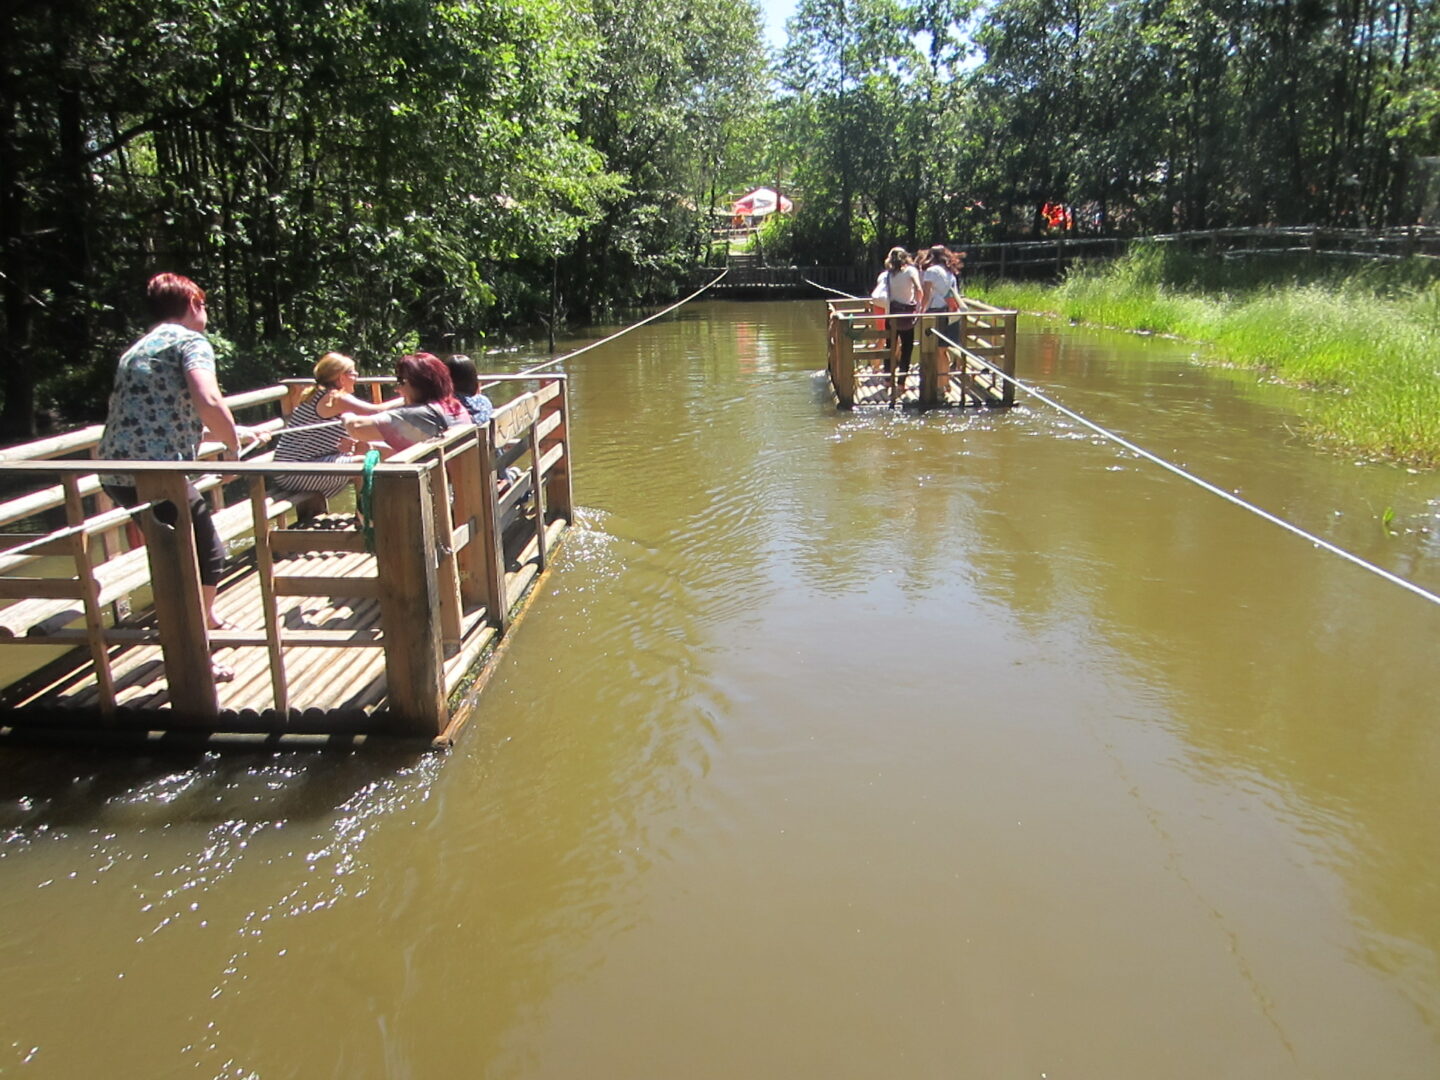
[825,298,1018,409]
[0,373,571,748]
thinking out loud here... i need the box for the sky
[760,0,795,49]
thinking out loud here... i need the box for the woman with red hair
[342,352,468,451]
[98,272,254,649]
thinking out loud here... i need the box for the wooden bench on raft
[0,383,297,643]
[0,372,572,740]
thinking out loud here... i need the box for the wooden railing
[825,299,1017,410]
[0,373,572,740]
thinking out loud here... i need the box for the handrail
[843,305,1017,322]
[0,458,421,477]
[0,425,107,463]
[0,370,573,736]
[0,385,290,465]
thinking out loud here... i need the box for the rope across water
[263,273,729,551]
[485,268,729,386]
[927,324,1440,608]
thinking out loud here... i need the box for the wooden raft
[824,298,1018,410]
[0,373,573,748]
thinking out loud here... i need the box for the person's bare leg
[203,584,236,681]
[203,584,224,629]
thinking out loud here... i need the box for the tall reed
[972,246,1440,466]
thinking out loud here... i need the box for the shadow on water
[0,744,431,832]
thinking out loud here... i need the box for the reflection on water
[1,301,1437,1078]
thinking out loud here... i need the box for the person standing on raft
[97,272,254,653]
[920,244,960,345]
[878,246,922,404]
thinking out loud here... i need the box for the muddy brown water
[1,299,1437,1078]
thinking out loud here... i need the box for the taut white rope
[930,325,1440,608]
[485,269,730,387]
[803,277,863,300]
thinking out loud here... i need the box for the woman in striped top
[273,352,396,497]
[342,353,468,452]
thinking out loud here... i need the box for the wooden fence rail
[684,226,1440,294]
[0,373,572,745]
[946,225,1440,276]
[824,298,1017,410]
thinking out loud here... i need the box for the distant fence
[688,264,873,296]
[686,227,1440,294]
[957,226,1440,276]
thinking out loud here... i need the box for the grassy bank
[970,245,1440,467]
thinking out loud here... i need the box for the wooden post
[428,445,464,647]
[132,470,218,720]
[836,315,856,409]
[541,377,573,522]
[88,445,120,568]
[475,428,510,632]
[954,313,971,406]
[1000,312,1018,407]
[528,422,548,571]
[63,474,116,715]
[373,465,447,738]
[247,476,288,713]
[451,429,488,612]
[918,316,942,409]
[827,312,839,391]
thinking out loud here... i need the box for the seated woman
[273,352,396,498]
[342,352,469,452]
[444,354,494,425]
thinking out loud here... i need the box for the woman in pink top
[342,353,468,452]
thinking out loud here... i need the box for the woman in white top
[920,245,959,346]
[878,246,923,400]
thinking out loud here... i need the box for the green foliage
[567,0,766,311]
[1,0,765,436]
[775,0,976,263]
[767,0,1440,262]
[756,210,797,262]
[973,252,1440,466]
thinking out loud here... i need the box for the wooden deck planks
[9,509,566,730]
[0,377,574,745]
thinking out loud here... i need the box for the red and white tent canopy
[731,187,793,217]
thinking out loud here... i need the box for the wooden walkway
[2,515,564,738]
[0,374,572,748]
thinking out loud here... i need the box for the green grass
[971,245,1440,466]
